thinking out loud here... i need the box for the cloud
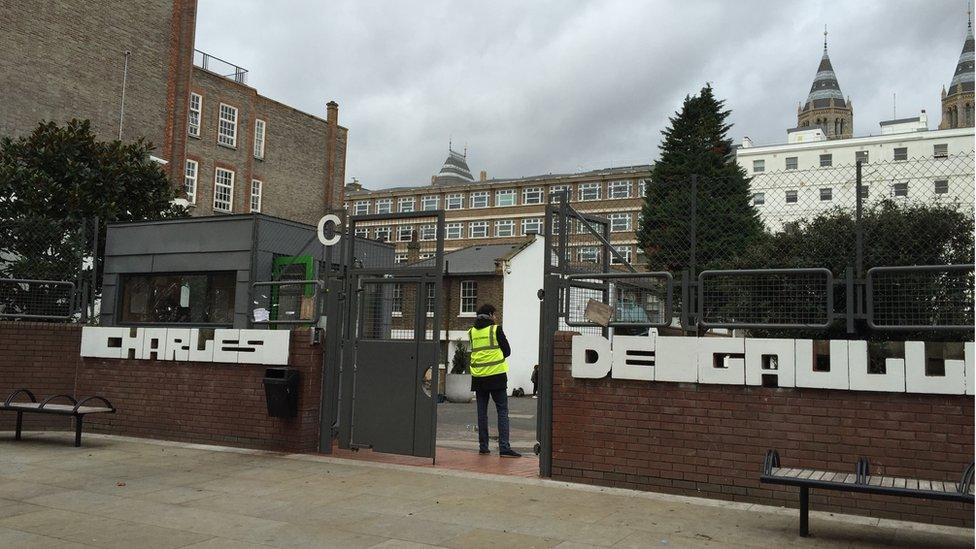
[194,0,969,188]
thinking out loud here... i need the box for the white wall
[501,237,544,394]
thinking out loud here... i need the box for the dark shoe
[500,449,522,458]
[479,449,490,455]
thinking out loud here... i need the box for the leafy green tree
[0,120,186,315]
[637,85,762,272]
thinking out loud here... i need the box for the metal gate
[336,211,445,459]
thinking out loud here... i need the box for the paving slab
[0,432,972,548]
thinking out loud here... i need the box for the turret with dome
[940,13,975,129]
[795,27,853,139]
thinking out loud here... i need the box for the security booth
[99,213,392,328]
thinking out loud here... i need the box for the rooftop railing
[193,50,248,84]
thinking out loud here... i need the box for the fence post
[854,161,864,327]
[689,174,698,277]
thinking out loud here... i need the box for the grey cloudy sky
[195,1,970,189]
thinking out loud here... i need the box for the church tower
[939,15,974,129]
[796,28,853,139]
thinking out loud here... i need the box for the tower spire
[824,24,828,50]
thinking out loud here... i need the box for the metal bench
[761,449,974,537]
[1,389,115,447]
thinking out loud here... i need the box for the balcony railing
[193,50,248,84]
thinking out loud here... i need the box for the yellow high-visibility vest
[467,324,508,378]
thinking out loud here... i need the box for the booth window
[119,272,236,325]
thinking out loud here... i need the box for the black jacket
[470,317,510,392]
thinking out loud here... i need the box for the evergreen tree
[637,85,762,272]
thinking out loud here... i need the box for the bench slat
[843,474,856,484]
[868,476,882,486]
[894,478,907,489]
[883,476,895,488]
[907,479,919,490]
[918,480,930,491]
[1,403,112,414]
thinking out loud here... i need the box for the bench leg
[15,411,23,441]
[799,486,810,537]
[74,416,83,447]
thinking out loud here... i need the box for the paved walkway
[1,432,972,548]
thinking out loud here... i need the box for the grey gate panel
[338,211,445,460]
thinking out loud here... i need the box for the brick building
[345,148,650,266]
[0,0,346,226]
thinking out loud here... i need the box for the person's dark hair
[477,304,496,316]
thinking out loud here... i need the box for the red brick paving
[332,446,540,478]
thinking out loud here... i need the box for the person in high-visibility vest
[468,303,521,457]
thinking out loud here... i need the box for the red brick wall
[0,322,322,452]
[550,332,975,527]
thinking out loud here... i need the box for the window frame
[470,191,489,209]
[933,179,949,195]
[183,159,198,204]
[445,222,463,239]
[469,221,488,238]
[391,283,403,316]
[398,197,415,213]
[459,281,478,316]
[549,185,571,202]
[374,226,392,242]
[495,189,516,207]
[521,217,542,235]
[217,103,238,148]
[249,179,262,213]
[610,246,632,265]
[213,167,235,212]
[375,198,393,214]
[422,195,440,211]
[419,224,436,241]
[608,212,631,232]
[890,181,909,198]
[785,190,798,204]
[188,93,202,138]
[752,192,765,206]
[933,144,948,159]
[445,193,464,210]
[819,187,833,201]
[607,180,632,199]
[785,157,798,170]
[893,147,908,162]
[579,182,601,201]
[397,224,414,242]
[819,154,832,167]
[522,187,544,204]
[495,219,515,237]
[752,159,765,173]
[354,200,370,216]
[253,119,266,159]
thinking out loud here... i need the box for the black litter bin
[263,368,299,418]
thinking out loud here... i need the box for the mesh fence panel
[698,270,832,328]
[349,213,441,272]
[0,217,93,320]
[868,266,975,330]
[565,274,671,328]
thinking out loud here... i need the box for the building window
[398,197,415,213]
[183,159,198,203]
[392,284,403,315]
[419,253,434,260]
[893,147,908,161]
[610,246,632,265]
[819,154,832,167]
[250,179,262,212]
[446,222,462,239]
[752,160,765,173]
[422,195,439,211]
[785,157,798,170]
[471,191,489,208]
[890,182,908,198]
[785,190,798,204]
[752,192,765,206]
[119,272,235,325]
[375,198,393,214]
[213,168,234,212]
[523,187,544,204]
[253,119,266,159]
[855,150,869,164]
[579,182,601,201]
[374,226,391,241]
[495,189,516,207]
[638,179,648,197]
[217,103,238,147]
[354,200,370,215]
[934,179,949,194]
[420,224,436,241]
[188,93,202,137]
[460,281,478,315]
[426,283,435,316]
[397,224,414,241]
[354,227,368,239]
[609,213,631,232]
[495,219,514,237]
[819,187,832,201]
[608,180,632,199]
[577,247,599,263]
[549,185,571,202]
[522,218,542,235]
[446,193,464,210]
[933,144,948,159]
[394,253,407,264]
[469,221,488,238]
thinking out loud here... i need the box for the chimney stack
[407,230,421,263]
[480,170,487,182]
[324,101,342,213]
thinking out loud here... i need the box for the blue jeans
[476,388,510,452]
